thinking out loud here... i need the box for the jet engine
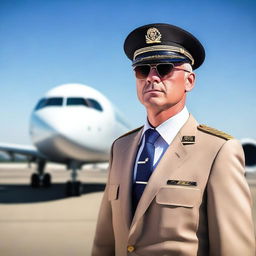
[241,138,256,173]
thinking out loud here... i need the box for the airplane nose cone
[30,110,66,160]
[30,109,60,143]
[30,108,109,162]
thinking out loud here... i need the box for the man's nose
[146,68,161,83]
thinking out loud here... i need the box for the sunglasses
[133,63,191,79]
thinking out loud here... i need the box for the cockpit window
[34,97,63,110]
[35,97,103,112]
[35,98,47,110]
[87,98,103,112]
[45,97,63,106]
[66,97,103,112]
[67,97,89,106]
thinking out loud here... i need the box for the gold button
[127,245,135,252]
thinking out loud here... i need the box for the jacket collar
[139,106,190,146]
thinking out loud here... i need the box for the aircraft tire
[66,181,83,196]
[43,173,51,187]
[66,181,73,196]
[74,181,83,196]
[31,173,40,188]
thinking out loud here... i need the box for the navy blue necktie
[132,129,160,212]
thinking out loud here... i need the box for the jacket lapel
[119,128,143,230]
[129,115,198,235]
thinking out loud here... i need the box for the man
[92,23,255,256]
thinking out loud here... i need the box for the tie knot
[144,129,160,145]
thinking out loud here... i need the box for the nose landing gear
[66,161,83,197]
[66,181,83,196]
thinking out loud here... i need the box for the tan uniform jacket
[92,115,255,256]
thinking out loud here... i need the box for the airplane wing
[0,143,46,159]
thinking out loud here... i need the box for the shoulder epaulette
[197,124,234,140]
[116,126,143,140]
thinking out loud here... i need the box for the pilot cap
[124,23,205,70]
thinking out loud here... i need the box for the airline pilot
[92,23,255,256]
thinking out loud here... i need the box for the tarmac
[0,163,107,256]
[0,163,256,256]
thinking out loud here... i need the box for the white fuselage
[29,84,129,164]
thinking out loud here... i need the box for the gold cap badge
[145,27,161,44]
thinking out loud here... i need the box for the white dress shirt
[133,107,189,181]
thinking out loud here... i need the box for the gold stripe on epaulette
[197,124,234,140]
[117,126,143,140]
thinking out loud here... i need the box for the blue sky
[0,0,256,144]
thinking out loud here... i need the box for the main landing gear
[30,160,51,188]
[31,172,51,187]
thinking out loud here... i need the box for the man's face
[135,63,195,113]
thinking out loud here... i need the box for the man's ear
[185,72,196,92]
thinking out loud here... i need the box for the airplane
[0,83,130,196]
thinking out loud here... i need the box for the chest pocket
[156,186,201,208]
[108,184,119,201]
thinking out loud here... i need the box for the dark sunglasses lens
[157,64,174,77]
[134,65,151,79]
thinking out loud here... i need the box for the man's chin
[143,97,164,108]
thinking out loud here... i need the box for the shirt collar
[140,106,189,145]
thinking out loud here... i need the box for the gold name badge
[181,136,195,143]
